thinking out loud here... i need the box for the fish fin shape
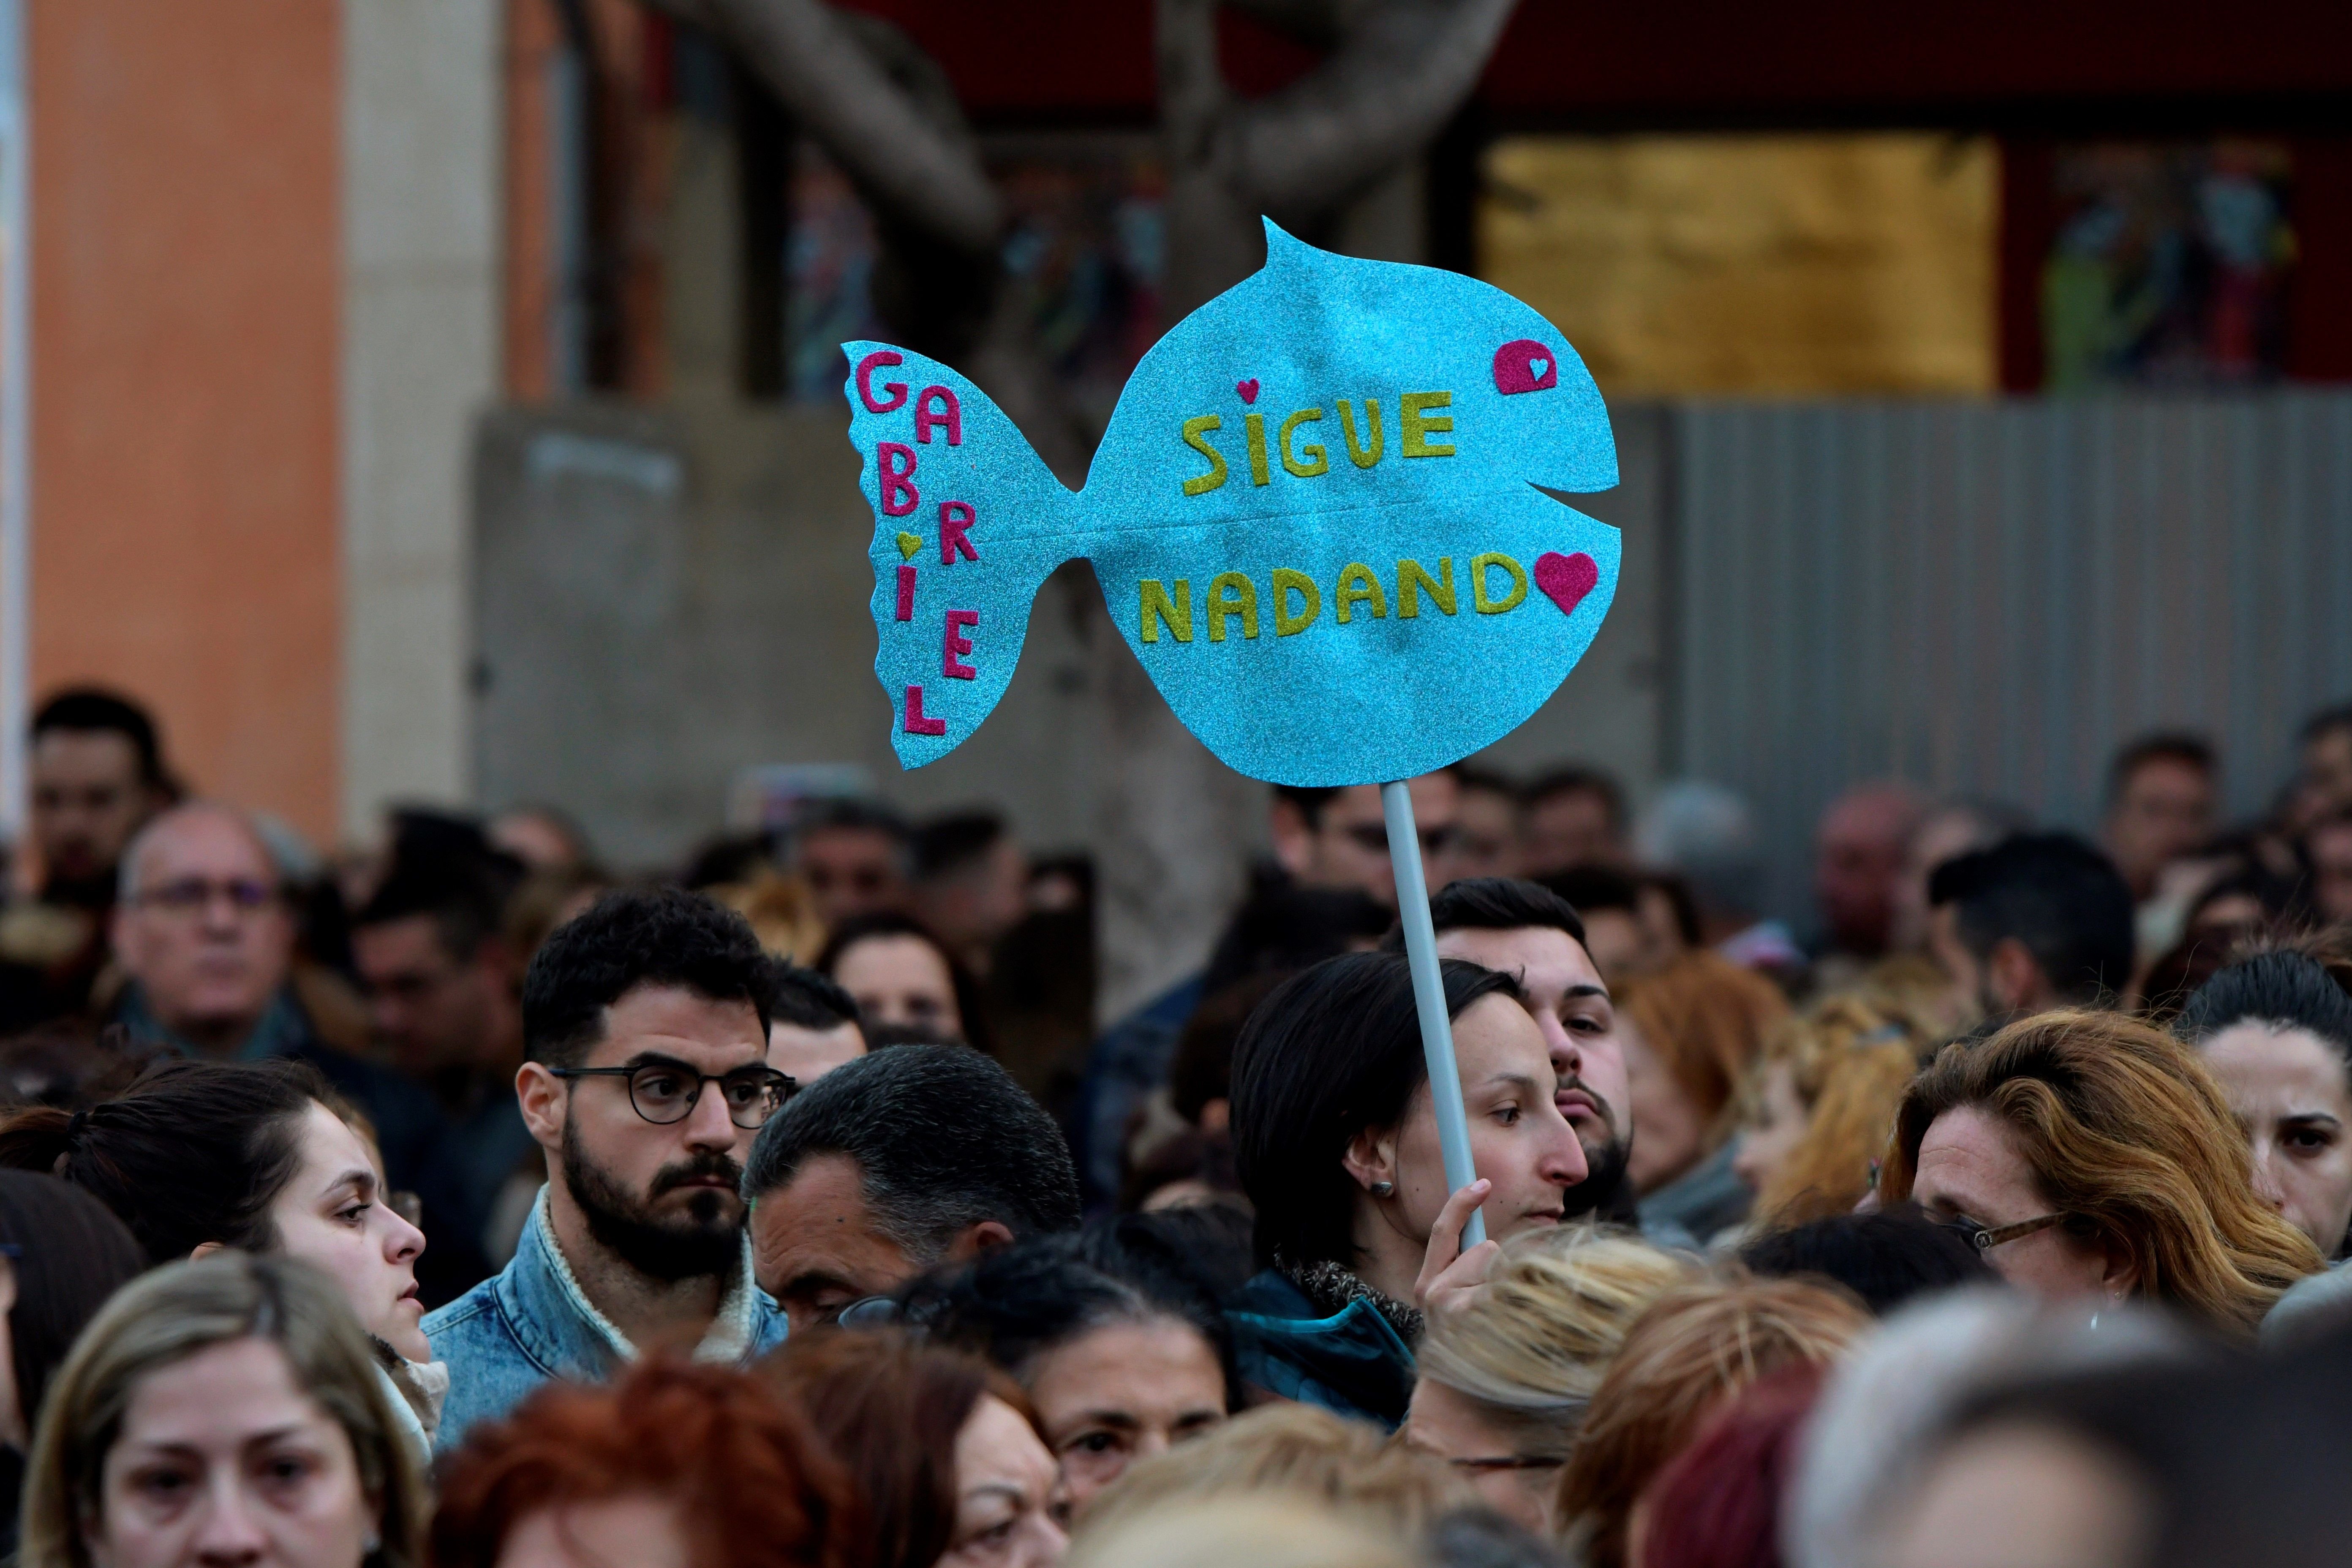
[842,341,1082,770]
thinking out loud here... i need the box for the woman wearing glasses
[1877,1010,2320,1339]
[0,1059,446,1461]
[1402,1227,1691,1534]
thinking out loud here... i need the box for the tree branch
[1230,0,1516,213]
[645,0,1002,251]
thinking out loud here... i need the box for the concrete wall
[471,399,1119,869]
[471,396,1670,1004]
[340,0,502,832]
[30,0,343,838]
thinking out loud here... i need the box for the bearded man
[425,887,789,1448]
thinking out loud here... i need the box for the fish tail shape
[842,342,1083,769]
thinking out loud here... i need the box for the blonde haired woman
[1879,1009,2322,1339]
[1404,1228,1693,1532]
[19,1252,426,1568]
[1732,994,1931,1223]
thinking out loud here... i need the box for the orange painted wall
[30,0,342,840]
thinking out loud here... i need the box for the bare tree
[646,0,1517,1018]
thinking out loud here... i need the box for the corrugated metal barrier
[1669,392,2352,925]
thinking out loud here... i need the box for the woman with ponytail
[0,1059,447,1461]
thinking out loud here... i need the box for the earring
[1369,1180,1395,1198]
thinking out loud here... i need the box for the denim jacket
[423,1187,788,1451]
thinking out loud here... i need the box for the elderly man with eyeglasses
[425,886,792,1450]
[109,803,454,1216]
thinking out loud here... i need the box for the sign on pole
[842,223,1621,1244]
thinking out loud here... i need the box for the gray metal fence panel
[1669,392,2352,931]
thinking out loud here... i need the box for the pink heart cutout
[1236,378,1260,404]
[1534,551,1598,616]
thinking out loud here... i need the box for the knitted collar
[1279,1253,1425,1346]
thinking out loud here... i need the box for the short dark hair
[1539,864,1642,915]
[1452,764,1516,800]
[1927,833,2135,1005]
[2107,731,2217,806]
[30,687,167,790]
[522,888,773,1067]
[741,1045,1080,1257]
[898,1217,1241,1410]
[767,962,860,1032]
[911,811,1007,882]
[796,796,911,846]
[1270,784,1343,829]
[1397,876,1589,951]
[2177,950,2352,1074]
[1229,951,1519,1270]
[1523,765,1626,828]
[1739,1205,1996,1315]
[1197,879,1393,997]
[352,851,506,961]
[1168,973,1285,1125]
[0,1169,147,1422]
[0,1059,324,1264]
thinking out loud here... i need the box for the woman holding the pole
[1225,951,1590,1429]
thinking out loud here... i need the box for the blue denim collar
[494,1187,767,1380]
[490,1190,624,1384]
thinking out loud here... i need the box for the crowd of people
[0,685,2351,1565]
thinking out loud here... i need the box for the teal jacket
[1227,1269,1415,1431]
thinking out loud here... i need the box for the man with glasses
[426,887,789,1448]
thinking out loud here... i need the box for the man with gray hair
[743,1043,1082,1332]
[109,802,461,1280]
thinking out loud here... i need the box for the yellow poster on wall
[1478,133,1998,398]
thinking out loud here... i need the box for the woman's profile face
[269,1103,430,1362]
[2202,1021,2352,1258]
[89,1336,375,1568]
[939,1394,1066,1568]
[1024,1318,1225,1511]
[1731,1060,1809,1196]
[832,934,963,1037]
[1388,995,1588,1249]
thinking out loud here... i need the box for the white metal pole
[1381,779,1485,1249]
[0,0,29,848]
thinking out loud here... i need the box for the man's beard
[561,1113,745,1283]
[1563,1132,1635,1221]
[1559,1079,1635,1222]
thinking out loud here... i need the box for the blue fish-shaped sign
[846,220,1619,788]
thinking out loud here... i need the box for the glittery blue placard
[844,221,1619,787]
